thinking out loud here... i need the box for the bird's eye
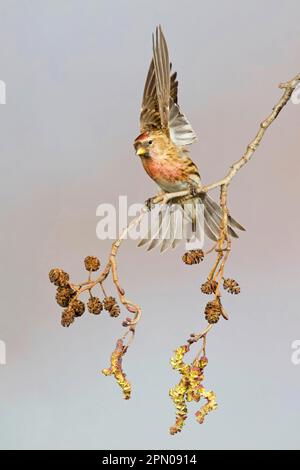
[148,140,153,145]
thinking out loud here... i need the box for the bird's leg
[145,190,165,211]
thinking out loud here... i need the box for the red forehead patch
[134,132,149,143]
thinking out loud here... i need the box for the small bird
[134,26,244,251]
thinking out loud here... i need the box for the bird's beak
[136,146,146,157]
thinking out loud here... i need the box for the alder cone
[182,250,204,265]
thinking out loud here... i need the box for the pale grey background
[0,0,299,450]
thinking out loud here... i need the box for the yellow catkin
[170,345,190,374]
[169,376,189,435]
[195,389,218,424]
[169,346,217,434]
[102,339,131,400]
[186,360,204,402]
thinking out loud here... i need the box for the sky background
[0,0,300,450]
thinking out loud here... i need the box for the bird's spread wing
[140,26,197,147]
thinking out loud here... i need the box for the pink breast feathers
[142,155,184,183]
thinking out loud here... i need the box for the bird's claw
[145,191,166,210]
[145,197,156,211]
[189,185,199,198]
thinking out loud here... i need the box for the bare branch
[49,72,299,433]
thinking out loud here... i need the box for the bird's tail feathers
[138,194,245,252]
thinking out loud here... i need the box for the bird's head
[133,132,154,158]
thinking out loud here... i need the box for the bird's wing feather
[140,59,178,132]
[152,25,170,132]
[140,59,161,131]
[169,103,197,146]
[140,26,197,147]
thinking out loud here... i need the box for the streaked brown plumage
[134,26,244,251]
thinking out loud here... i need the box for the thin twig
[68,72,300,359]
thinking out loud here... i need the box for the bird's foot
[145,197,156,211]
[189,185,200,198]
[145,191,165,211]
